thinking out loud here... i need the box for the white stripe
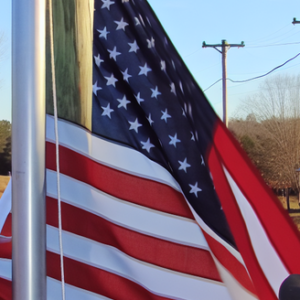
[46,169,208,249]
[0,261,112,300]
[212,255,258,300]
[46,115,180,191]
[0,258,231,300]
[186,200,245,266]
[223,166,289,296]
[0,179,11,233]
[47,277,112,300]
[47,225,232,300]
[0,258,11,281]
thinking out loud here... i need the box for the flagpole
[12,0,46,299]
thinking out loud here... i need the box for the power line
[204,78,222,92]
[246,41,300,48]
[245,24,291,45]
[228,52,300,83]
[204,52,300,91]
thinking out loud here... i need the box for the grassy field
[0,175,10,199]
[277,195,300,230]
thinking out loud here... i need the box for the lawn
[0,175,10,199]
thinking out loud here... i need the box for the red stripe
[208,142,276,300]
[0,241,11,260]
[46,142,193,219]
[0,277,11,300]
[0,214,12,259]
[0,214,11,237]
[203,232,255,295]
[213,120,300,274]
[46,196,221,281]
[47,251,173,300]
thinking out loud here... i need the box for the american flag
[1,0,300,299]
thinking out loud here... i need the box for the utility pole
[292,17,300,25]
[202,40,244,127]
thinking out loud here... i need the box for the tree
[230,74,300,206]
[0,120,11,151]
[0,136,11,175]
[0,120,11,175]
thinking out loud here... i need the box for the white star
[147,37,155,48]
[105,74,118,87]
[108,46,121,61]
[135,17,141,26]
[191,131,195,141]
[129,118,142,133]
[188,103,193,119]
[170,82,176,95]
[189,182,202,197]
[101,103,114,118]
[139,14,145,27]
[146,17,152,26]
[128,40,139,53]
[151,86,161,99]
[161,60,166,71]
[114,18,129,31]
[121,68,132,82]
[201,155,205,166]
[94,54,104,68]
[172,60,176,70]
[161,109,171,123]
[178,158,191,173]
[147,114,154,126]
[135,92,144,105]
[179,81,184,93]
[97,27,110,39]
[138,63,152,76]
[169,133,181,147]
[141,138,154,153]
[93,81,102,96]
[184,103,188,115]
[117,95,130,109]
[101,0,115,10]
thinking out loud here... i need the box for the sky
[0,0,300,122]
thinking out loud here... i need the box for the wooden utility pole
[202,40,244,127]
[293,18,300,204]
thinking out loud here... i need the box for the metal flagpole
[12,0,46,299]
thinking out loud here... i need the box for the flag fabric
[1,0,300,299]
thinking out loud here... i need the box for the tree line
[0,120,11,175]
[229,73,300,207]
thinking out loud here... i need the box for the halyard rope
[48,0,66,299]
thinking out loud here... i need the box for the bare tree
[230,74,300,206]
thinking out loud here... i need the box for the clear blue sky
[1,0,300,122]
